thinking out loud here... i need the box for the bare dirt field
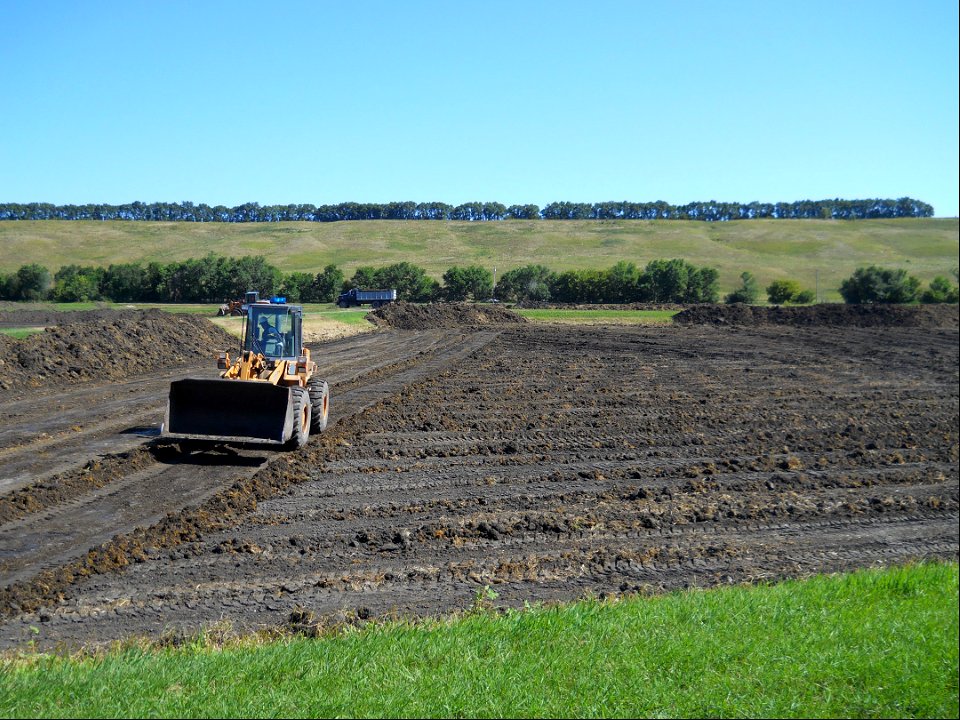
[0,305,957,652]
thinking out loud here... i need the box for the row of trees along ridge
[0,198,934,222]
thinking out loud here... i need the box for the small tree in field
[443,265,493,302]
[279,272,314,302]
[638,259,719,303]
[312,264,344,303]
[495,265,556,303]
[920,275,959,304]
[725,272,760,304]
[767,279,815,304]
[10,264,52,300]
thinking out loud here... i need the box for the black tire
[285,387,311,450]
[307,377,329,433]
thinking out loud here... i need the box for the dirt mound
[673,303,959,328]
[0,310,237,393]
[367,301,527,330]
[517,301,686,311]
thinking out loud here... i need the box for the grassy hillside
[1,218,956,300]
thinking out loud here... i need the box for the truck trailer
[336,288,397,308]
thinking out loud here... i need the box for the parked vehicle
[164,291,329,449]
[336,288,397,308]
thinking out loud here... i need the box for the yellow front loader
[163,293,329,449]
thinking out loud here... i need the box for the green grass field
[1,563,956,718]
[1,218,956,301]
[0,327,45,339]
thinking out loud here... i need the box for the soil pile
[517,301,686,311]
[0,310,237,392]
[673,303,959,328]
[367,301,527,330]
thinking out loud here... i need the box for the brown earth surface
[366,301,527,330]
[516,302,687,311]
[673,302,960,328]
[0,305,957,652]
[0,310,237,395]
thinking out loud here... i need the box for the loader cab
[243,301,303,360]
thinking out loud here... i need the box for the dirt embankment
[673,303,960,328]
[0,310,236,394]
[516,302,687,311]
[367,301,527,330]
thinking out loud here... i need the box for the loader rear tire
[286,387,311,450]
[308,377,329,433]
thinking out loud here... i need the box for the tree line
[2,256,955,306]
[0,256,720,304]
[0,197,934,223]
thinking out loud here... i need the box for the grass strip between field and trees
[1,562,956,718]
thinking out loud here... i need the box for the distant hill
[1,218,956,301]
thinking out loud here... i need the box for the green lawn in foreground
[2,563,956,718]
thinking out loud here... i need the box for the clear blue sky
[2,0,958,217]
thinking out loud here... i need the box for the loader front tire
[286,387,311,450]
[307,377,329,433]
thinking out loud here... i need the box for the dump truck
[163,292,329,449]
[336,288,397,308]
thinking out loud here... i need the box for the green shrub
[839,266,921,304]
[792,288,816,304]
[638,259,719,303]
[311,264,344,303]
[496,264,556,303]
[725,271,760,304]
[443,265,494,301]
[53,264,104,302]
[920,275,959,304]
[765,279,816,304]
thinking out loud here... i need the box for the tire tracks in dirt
[0,330,501,601]
[0,322,956,651]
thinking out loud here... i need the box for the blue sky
[2,0,958,216]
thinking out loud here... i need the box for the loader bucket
[164,378,295,444]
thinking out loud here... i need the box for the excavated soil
[517,302,687,311]
[367,301,527,330]
[674,303,959,328]
[0,310,236,396]
[0,303,957,652]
